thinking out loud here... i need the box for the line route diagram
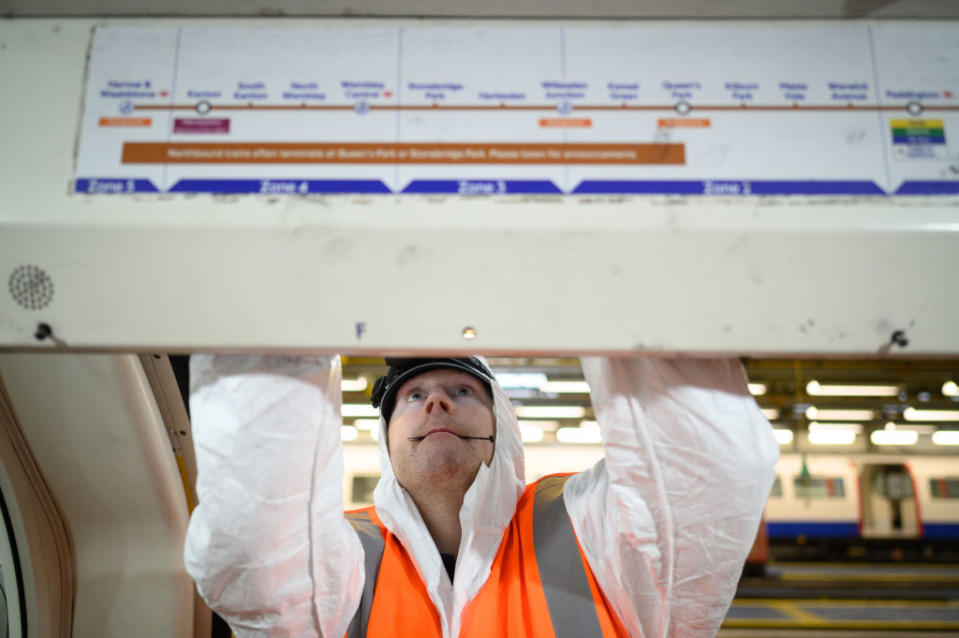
[75,23,959,195]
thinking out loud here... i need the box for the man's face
[386,368,496,490]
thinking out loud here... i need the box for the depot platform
[722,562,959,635]
[739,561,959,599]
[725,599,959,631]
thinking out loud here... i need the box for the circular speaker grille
[8,265,54,311]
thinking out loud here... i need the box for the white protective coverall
[185,355,779,638]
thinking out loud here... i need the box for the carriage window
[794,476,845,498]
[873,470,913,499]
[351,475,379,504]
[769,476,783,498]
[929,478,959,499]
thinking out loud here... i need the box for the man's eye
[407,391,424,401]
[455,386,472,396]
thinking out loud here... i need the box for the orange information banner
[121,142,684,165]
[99,117,152,127]
[539,118,592,128]
[657,118,711,128]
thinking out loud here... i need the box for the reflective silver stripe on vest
[345,510,385,638]
[533,475,606,638]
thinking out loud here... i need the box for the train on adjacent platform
[760,452,959,562]
[344,446,959,565]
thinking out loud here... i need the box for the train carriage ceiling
[3,0,959,18]
[8,0,957,449]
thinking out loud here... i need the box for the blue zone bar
[168,179,391,194]
[572,180,886,195]
[403,180,562,194]
[75,178,159,193]
[895,181,959,195]
[75,178,959,196]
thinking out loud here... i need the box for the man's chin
[413,451,481,482]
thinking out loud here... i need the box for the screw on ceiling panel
[34,323,52,341]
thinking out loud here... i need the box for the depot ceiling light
[495,372,548,389]
[556,425,603,444]
[341,376,368,392]
[871,429,918,446]
[805,407,875,421]
[514,405,587,419]
[942,381,958,397]
[354,419,379,431]
[761,408,780,420]
[806,380,899,397]
[517,419,560,431]
[342,404,380,418]
[748,383,767,396]
[808,422,863,433]
[540,380,591,394]
[807,429,857,445]
[884,421,936,434]
[341,425,359,442]
[773,428,794,445]
[932,430,959,446]
[903,407,959,422]
[520,425,545,443]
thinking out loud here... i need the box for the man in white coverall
[185,355,778,638]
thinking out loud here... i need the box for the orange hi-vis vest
[344,474,629,638]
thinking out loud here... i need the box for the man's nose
[424,389,452,415]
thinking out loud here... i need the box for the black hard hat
[370,357,495,423]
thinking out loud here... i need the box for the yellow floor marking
[726,598,959,630]
[733,599,959,609]
[723,619,959,630]
[771,561,959,569]
[778,572,959,582]
[766,601,821,623]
